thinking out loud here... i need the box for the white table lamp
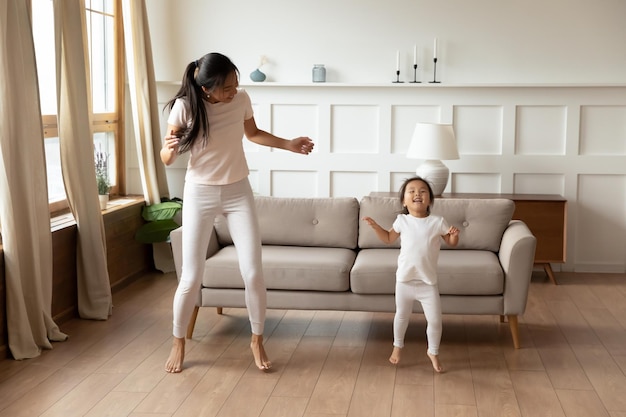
[406,122,459,196]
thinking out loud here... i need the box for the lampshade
[406,122,459,196]
[407,122,459,160]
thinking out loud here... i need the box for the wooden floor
[1,270,626,417]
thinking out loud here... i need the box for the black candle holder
[429,58,440,83]
[392,70,404,83]
[410,64,421,83]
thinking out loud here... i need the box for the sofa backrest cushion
[358,196,515,252]
[215,196,360,249]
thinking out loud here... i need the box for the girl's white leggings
[172,178,266,338]
[393,280,442,355]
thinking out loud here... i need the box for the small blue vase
[250,68,266,82]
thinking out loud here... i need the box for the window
[32,0,123,213]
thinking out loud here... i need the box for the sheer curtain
[122,0,169,205]
[0,0,67,360]
[54,0,112,319]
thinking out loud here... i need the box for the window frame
[37,0,125,216]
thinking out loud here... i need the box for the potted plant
[134,197,183,244]
[135,197,183,272]
[95,150,111,210]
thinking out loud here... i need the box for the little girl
[363,176,459,372]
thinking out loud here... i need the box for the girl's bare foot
[389,346,402,365]
[165,336,185,373]
[251,334,272,371]
[427,351,443,373]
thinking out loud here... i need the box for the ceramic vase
[250,68,266,82]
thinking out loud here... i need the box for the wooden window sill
[51,195,145,232]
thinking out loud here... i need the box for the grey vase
[250,68,266,82]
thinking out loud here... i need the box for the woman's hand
[288,137,314,155]
[161,129,180,165]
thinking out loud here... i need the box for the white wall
[134,1,626,274]
[145,0,626,84]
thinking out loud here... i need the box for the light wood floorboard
[1,270,625,417]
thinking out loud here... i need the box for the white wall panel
[513,174,565,195]
[580,106,626,156]
[453,106,503,155]
[331,171,377,199]
[271,171,318,197]
[391,171,418,192]
[331,105,379,153]
[451,173,501,193]
[575,174,626,272]
[516,106,567,155]
[391,105,440,154]
[271,104,319,148]
[244,171,257,195]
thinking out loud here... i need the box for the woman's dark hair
[164,52,239,153]
[398,176,435,215]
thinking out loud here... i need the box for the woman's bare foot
[165,336,185,373]
[389,346,402,365]
[427,351,443,373]
[251,334,272,371]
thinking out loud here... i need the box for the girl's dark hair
[164,52,239,153]
[398,176,435,215]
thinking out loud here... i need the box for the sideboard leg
[543,263,558,285]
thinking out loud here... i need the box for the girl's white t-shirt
[167,88,254,185]
[392,214,450,285]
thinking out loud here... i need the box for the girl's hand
[448,226,459,236]
[362,216,378,228]
[289,137,314,155]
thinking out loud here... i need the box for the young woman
[362,176,459,372]
[161,52,314,373]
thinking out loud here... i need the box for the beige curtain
[54,0,112,319]
[122,0,169,205]
[0,0,67,360]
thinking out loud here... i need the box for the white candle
[396,50,400,71]
[433,38,438,59]
[413,45,417,65]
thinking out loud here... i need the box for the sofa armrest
[170,226,221,280]
[498,220,537,315]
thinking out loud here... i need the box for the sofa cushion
[358,196,402,249]
[358,196,514,252]
[203,245,355,292]
[351,249,504,295]
[215,196,360,249]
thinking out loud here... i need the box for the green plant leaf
[142,201,183,221]
[134,219,180,243]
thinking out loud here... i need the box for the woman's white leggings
[172,178,266,339]
[393,280,442,355]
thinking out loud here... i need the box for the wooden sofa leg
[186,306,200,340]
[216,307,223,315]
[507,314,520,349]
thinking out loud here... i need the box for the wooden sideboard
[369,192,567,284]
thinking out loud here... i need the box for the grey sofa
[170,195,536,348]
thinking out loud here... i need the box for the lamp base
[415,160,450,196]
